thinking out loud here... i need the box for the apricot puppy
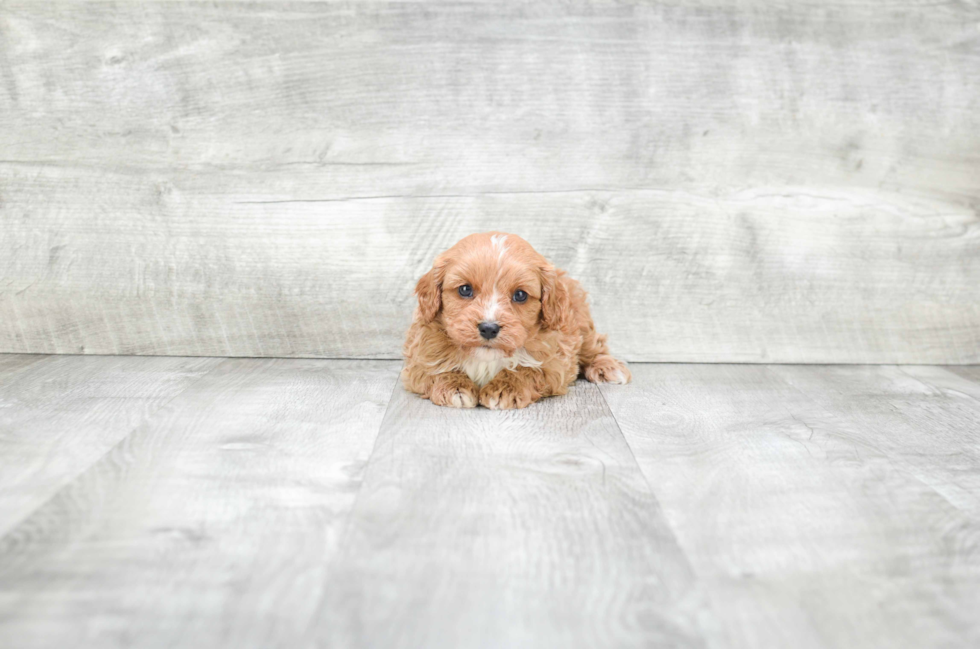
[401,232,630,409]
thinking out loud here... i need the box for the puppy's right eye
[458,285,474,298]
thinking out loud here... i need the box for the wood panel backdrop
[1,0,978,362]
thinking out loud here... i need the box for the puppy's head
[415,232,571,354]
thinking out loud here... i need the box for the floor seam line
[0,357,230,545]
[594,383,650,491]
[594,380,715,648]
[300,371,402,640]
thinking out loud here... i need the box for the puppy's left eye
[512,289,528,303]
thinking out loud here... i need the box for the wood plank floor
[1,355,978,648]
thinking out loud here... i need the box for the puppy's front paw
[429,374,479,408]
[583,354,631,385]
[479,382,537,410]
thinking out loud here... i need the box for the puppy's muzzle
[478,321,501,340]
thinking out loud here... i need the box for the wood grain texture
[1,1,979,362]
[945,365,980,386]
[772,364,980,520]
[0,354,219,536]
[310,382,705,648]
[0,358,399,649]
[3,168,978,363]
[2,358,979,647]
[0,353,47,376]
[599,364,980,649]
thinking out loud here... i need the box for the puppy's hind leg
[583,354,631,384]
[579,331,631,385]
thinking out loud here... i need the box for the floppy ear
[415,261,446,323]
[539,264,574,331]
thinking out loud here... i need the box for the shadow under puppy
[402,232,630,409]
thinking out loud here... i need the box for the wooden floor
[1,355,978,648]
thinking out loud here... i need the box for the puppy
[401,232,630,409]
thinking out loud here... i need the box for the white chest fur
[459,347,542,388]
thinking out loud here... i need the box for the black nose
[478,322,500,340]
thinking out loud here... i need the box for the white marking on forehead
[490,234,508,262]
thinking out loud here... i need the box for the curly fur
[401,232,631,409]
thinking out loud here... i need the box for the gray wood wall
[2,0,978,362]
